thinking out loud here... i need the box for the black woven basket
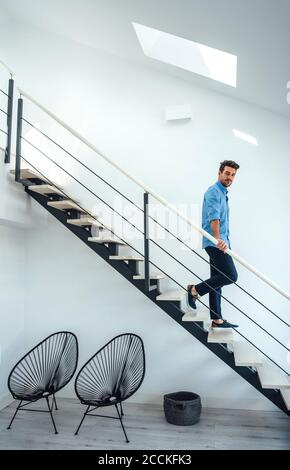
[163,391,201,426]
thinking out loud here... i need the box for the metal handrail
[0,59,14,77]
[20,134,290,330]
[17,87,290,301]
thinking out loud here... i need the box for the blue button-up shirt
[202,181,231,249]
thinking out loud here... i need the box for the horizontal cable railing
[20,155,145,257]
[15,92,290,377]
[0,59,14,78]
[20,113,289,326]
[19,136,290,338]
[18,153,290,377]
[148,214,290,326]
[18,147,290,372]
[17,88,290,301]
[22,117,143,213]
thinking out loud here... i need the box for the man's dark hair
[219,160,240,173]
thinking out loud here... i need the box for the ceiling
[1,0,290,118]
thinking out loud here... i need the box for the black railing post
[15,98,23,182]
[4,78,14,164]
[144,192,150,292]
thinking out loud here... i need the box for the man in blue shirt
[187,160,240,328]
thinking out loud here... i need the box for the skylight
[233,129,258,146]
[132,22,237,87]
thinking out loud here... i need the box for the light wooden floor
[0,398,289,450]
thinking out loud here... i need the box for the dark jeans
[195,246,238,320]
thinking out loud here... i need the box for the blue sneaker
[212,319,239,328]
[187,285,198,310]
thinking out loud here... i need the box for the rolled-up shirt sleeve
[206,190,221,222]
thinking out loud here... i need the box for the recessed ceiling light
[233,129,258,146]
[132,22,237,87]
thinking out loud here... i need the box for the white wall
[0,149,28,408]
[0,5,9,26]
[0,21,289,410]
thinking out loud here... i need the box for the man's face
[218,166,237,187]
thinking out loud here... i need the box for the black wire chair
[7,331,78,434]
[74,333,145,443]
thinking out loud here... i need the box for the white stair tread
[28,184,64,196]
[233,341,264,366]
[257,363,290,389]
[133,274,166,280]
[67,217,99,226]
[156,290,185,301]
[47,200,86,212]
[207,328,234,344]
[182,309,209,322]
[280,389,290,410]
[88,237,125,244]
[10,168,48,181]
[109,255,144,261]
